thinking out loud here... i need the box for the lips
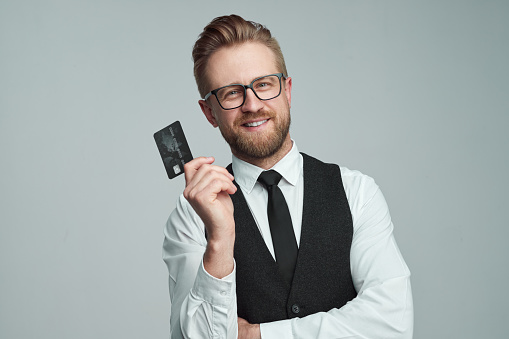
[243,119,268,127]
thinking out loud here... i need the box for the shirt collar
[231,141,302,194]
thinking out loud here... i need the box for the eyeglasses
[203,73,286,110]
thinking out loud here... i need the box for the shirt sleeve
[260,173,414,339]
[163,194,238,339]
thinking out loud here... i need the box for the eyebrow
[218,73,275,88]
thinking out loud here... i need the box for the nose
[241,87,264,113]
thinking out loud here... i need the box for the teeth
[245,119,268,127]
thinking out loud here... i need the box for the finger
[191,179,236,206]
[184,157,236,184]
[190,164,234,187]
[184,156,215,183]
[185,172,236,201]
[185,169,232,198]
[206,176,237,196]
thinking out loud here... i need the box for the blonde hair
[192,14,288,98]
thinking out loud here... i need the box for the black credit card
[154,121,193,179]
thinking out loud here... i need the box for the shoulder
[340,166,380,208]
[301,153,377,192]
[340,167,379,197]
[338,166,394,234]
[300,152,382,211]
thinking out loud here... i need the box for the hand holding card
[154,121,236,278]
[154,121,193,179]
[182,156,237,278]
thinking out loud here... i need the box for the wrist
[203,236,235,279]
[252,323,261,339]
[205,219,235,243]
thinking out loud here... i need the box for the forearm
[260,274,413,339]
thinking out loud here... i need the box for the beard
[217,108,291,160]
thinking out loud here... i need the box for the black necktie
[257,170,298,286]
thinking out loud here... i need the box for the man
[163,14,413,339]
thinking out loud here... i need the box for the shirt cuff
[260,319,293,339]
[190,259,236,308]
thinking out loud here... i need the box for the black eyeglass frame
[203,73,287,110]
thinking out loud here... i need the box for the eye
[255,82,271,90]
[218,86,244,101]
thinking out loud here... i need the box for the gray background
[1,1,508,338]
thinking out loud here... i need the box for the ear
[198,99,218,127]
[284,76,292,108]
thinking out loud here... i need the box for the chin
[219,110,291,160]
[228,129,289,160]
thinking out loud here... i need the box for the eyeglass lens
[216,75,281,109]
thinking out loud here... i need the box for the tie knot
[257,170,282,187]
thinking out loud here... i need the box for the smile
[243,119,268,127]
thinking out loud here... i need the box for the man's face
[199,42,292,161]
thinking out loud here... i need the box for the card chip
[173,164,181,175]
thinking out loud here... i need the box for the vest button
[291,304,300,314]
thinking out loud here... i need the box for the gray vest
[227,153,357,324]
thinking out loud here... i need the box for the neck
[232,135,293,170]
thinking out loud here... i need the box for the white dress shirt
[163,142,413,339]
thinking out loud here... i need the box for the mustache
[235,111,276,125]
